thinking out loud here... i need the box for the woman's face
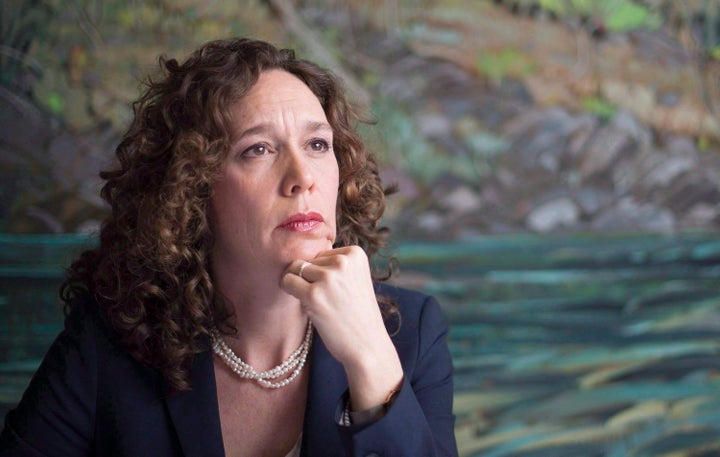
[210,70,339,274]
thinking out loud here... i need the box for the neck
[212,261,308,370]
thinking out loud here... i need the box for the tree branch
[265,0,372,110]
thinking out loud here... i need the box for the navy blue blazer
[0,283,457,456]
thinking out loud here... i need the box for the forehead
[233,70,325,118]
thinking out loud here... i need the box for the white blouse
[285,433,301,457]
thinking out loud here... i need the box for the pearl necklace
[210,321,313,389]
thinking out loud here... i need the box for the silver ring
[298,261,310,280]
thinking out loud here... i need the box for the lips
[277,212,324,232]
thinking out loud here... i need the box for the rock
[504,107,580,140]
[612,110,653,152]
[566,114,599,159]
[455,116,509,160]
[503,107,560,138]
[642,154,695,189]
[504,107,583,172]
[526,197,580,232]
[440,186,482,214]
[416,211,446,233]
[580,126,635,180]
[663,135,699,158]
[612,155,641,197]
[495,167,517,189]
[684,203,720,227]
[579,111,653,185]
[591,198,675,233]
[574,187,613,217]
[417,112,452,139]
[662,172,720,214]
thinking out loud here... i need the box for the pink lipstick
[278,212,324,232]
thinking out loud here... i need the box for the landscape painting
[2,1,719,455]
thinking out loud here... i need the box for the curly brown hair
[60,38,394,392]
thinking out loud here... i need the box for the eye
[308,138,331,152]
[241,143,271,157]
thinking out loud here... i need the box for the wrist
[343,344,403,412]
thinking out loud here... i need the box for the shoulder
[64,294,108,333]
[374,281,431,306]
[0,295,106,453]
[27,294,116,389]
[374,281,447,329]
[374,282,449,359]
[57,294,121,354]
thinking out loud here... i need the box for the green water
[1,232,719,456]
[394,232,720,456]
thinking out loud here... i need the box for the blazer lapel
[165,350,225,457]
[301,331,348,455]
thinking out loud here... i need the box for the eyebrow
[236,120,333,140]
[305,121,333,135]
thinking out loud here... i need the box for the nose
[281,149,315,196]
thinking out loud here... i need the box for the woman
[0,38,457,456]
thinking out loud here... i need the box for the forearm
[342,333,404,412]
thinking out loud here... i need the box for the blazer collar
[165,350,225,457]
[301,330,348,454]
[163,334,347,457]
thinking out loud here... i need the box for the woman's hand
[280,245,403,411]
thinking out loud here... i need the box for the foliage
[580,96,617,121]
[0,0,52,91]
[604,1,656,31]
[476,49,536,86]
[712,46,720,61]
[370,97,442,184]
[400,22,463,46]
[370,97,486,187]
[537,0,662,32]
[45,92,63,115]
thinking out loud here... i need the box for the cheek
[210,178,256,230]
[327,158,340,193]
[329,171,340,233]
[209,180,234,220]
[326,167,340,210]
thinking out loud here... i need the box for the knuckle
[336,255,348,268]
[349,246,368,264]
[316,268,331,282]
[307,285,322,302]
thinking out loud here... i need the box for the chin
[288,239,332,261]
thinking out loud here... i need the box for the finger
[315,245,368,262]
[280,272,325,319]
[280,270,310,300]
[303,255,340,268]
[285,259,322,282]
[298,261,312,281]
[314,246,351,259]
[285,259,309,277]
